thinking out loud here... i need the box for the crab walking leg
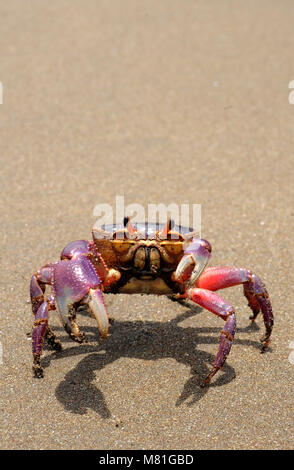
[184,288,236,386]
[196,267,274,350]
[30,274,45,315]
[30,264,54,314]
[32,299,53,377]
[174,239,212,285]
[44,323,62,351]
[30,263,61,361]
[53,255,109,341]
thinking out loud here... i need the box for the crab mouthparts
[133,245,161,276]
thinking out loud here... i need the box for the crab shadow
[42,302,263,418]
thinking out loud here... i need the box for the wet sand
[1,0,294,449]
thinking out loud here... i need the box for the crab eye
[161,241,183,255]
[112,240,135,253]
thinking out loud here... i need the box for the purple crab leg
[32,301,48,377]
[32,298,55,377]
[30,274,45,315]
[30,264,61,376]
[30,264,54,307]
[174,239,212,285]
[183,287,236,386]
[53,255,109,341]
[196,267,274,351]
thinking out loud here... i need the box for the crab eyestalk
[124,216,137,238]
[175,239,211,286]
[158,218,174,239]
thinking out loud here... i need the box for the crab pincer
[31,252,111,377]
[53,255,109,341]
[174,239,212,285]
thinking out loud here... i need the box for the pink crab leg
[184,288,236,386]
[174,239,212,285]
[196,267,274,350]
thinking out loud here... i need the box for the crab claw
[175,253,196,283]
[175,239,211,286]
[88,288,109,339]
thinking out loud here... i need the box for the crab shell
[91,222,202,295]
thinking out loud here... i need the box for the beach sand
[1,0,294,449]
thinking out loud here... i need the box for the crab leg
[196,267,274,350]
[32,301,49,377]
[30,265,61,375]
[184,288,236,386]
[174,239,211,285]
[30,274,45,315]
[32,297,57,377]
[30,264,54,314]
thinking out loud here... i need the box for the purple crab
[30,218,274,385]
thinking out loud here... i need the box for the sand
[1,0,294,450]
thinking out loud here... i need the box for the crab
[30,217,274,385]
